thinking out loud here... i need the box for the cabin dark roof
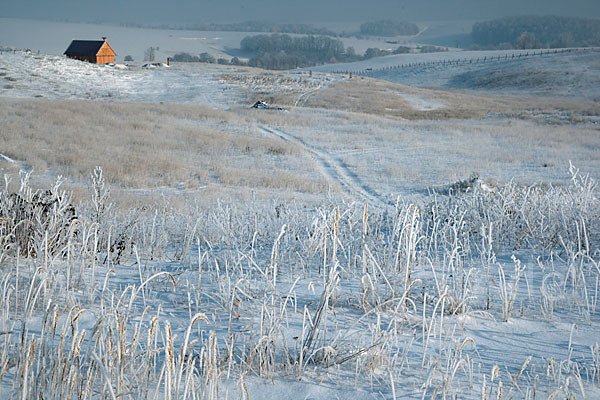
[64,40,105,56]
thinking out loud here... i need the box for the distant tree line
[201,21,338,36]
[471,15,600,49]
[121,20,338,36]
[239,34,445,70]
[120,19,424,39]
[359,20,420,37]
[362,45,446,59]
[241,34,353,69]
[172,52,244,65]
[170,33,447,70]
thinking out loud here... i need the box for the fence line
[330,47,600,77]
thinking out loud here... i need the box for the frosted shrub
[89,165,110,225]
[425,166,599,254]
[0,172,76,259]
[498,256,526,322]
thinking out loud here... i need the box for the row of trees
[239,34,446,70]
[359,20,420,37]
[172,52,244,65]
[121,19,421,39]
[168,29,445,70]
[241,34,352,69]
[472,15,600,49]
[189,21,338,36]
[121,20,337,36]
[170,42,446,70]
[362,45,446,59]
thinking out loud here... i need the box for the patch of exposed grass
[0,98,328,200]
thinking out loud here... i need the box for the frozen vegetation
[0,28,600,399]
[0,162,599,399]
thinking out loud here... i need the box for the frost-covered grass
[1,44,600,398]
[0,165,598,398]
[247,106,600,205]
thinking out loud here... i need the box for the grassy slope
[0,98,333,206]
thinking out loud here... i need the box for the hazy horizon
[2,0,599,25]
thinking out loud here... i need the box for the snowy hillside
[446,50,600,101]
[311,48,600,101]
[310,49,531,73]
[0,50,235,106]
[0,50,338,108]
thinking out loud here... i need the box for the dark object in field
[251,100,285,111]
[142,62,169,68]
[1,188,76,258]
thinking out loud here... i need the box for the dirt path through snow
[260,126,389,208]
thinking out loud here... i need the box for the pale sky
[2,0,599,24]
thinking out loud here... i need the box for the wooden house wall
[96,42,116,64]
[96,55,114,64]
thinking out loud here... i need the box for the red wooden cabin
[64,37,116,64]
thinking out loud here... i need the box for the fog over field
[2,0,600,23]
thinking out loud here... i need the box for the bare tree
[516,32,541,49]
[144,47,156,62]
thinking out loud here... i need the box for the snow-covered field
[0,42,600,399]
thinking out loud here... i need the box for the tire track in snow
[260,126,389,208]
[293,75,345,108]
[294,87,320,107]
